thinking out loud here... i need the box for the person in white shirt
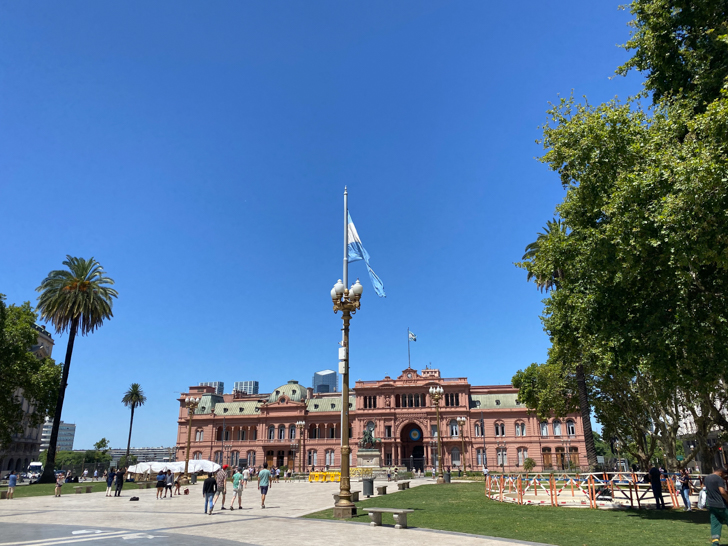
[242,467,250,490]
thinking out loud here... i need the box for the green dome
[268,380,305,403]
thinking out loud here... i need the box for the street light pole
[429,386,445,484]
[296,421,305,473]
[331,277,363,518]
[183,397,201,477]
[457,416,467,471]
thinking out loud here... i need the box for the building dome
[268,380,305,403]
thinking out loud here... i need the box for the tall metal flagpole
[341,187,348,467]
[407,328,411,368]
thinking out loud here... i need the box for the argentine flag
[347,212,386,297]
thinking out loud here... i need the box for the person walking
[164,470,174,498]
[705,467,728,546]
[257,463,272,509]
[680,468,692,511]
[114,468,125,497]
[105,468,116,497]
[213,465,228,510]
[243,466,250,490]
[648,464,665,509]
[55,472,64,497]
[93,469,98,482]
[82,469,88,482]
[174,473,182,495]
[7,471,17,499]
[155,470,166,499]
[202,472,217,515]
[229,467,243,510]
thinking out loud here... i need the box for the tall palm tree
[35,256,117,483]
[522,221,598,469]
[122,383,147,463]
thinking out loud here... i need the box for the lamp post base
[333,503,357,518]
[436,477,445,484]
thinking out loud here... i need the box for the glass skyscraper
[312,370,337,393]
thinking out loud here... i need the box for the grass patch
[2,481,112,498]
[304,482,710,546]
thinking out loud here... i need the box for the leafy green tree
[0,295,61,449]
[94,438,110,453]
[618,0,728,107]
[122,383,147,462]
[118,454,138,469]
[523,458,536,472]
[35,256,118,483]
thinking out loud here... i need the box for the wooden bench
[366,507,415,529]
[332,490,360,503]
[376,485,387,495]
[397,481,410,491]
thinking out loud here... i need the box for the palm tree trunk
[38,318,78,483]
[576,363,598,469]
[126,404,135,460]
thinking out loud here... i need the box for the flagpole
[343,187,348,289]
[408,328,411,368]
[341,187,348,463]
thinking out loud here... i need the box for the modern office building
[109,446,176,466]
[1,324,55,472]
[312,370,337,393]
[175,367,588,472]
[233,381,259,395]
[40,418,76,452]
[199,381,224,395]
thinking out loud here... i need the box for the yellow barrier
[308,471,341,483]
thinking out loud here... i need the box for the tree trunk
[576,363,598,469]
[126,404,135,460]
[38,318,78,484]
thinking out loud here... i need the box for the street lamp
[456,416,467,471]
[496,438,507,474]
[429,386,445,484]
[183,397,201,477]
[296,421,305,473]
[331,277,363,518]
[561,436,572,471]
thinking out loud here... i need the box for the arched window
[474,422,482,437]
[246,450,256,466]
[566,419,576,436]
[239,428,246,441]
[540,421,549,437]
[289,426,296,439]
[278,425,286,440]
[231,451,240,466]
[451,447,461,466]
[449,419,459,437]
[307,450,318,467]
[325,450,335,466]
[193,451,202,460]
[214,451,223,464]
[395,394,400,408]
[476,448,485,465]
[553,420,562,436]
[496,447,507,466]
[224,427,231,441]
[195,429,204,441]
[517,447,528,466]
[518,422,526,436]
[420,393,426,407]
[216,427,223,441]
[495,422,505,437]
[268,425,275,440]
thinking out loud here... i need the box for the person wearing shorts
[164,470,174,498]
[229,468,243,510]
[156,471,166,499]
[243,467,250,489]
[258,463,271,509]
[55,472,64,497]
[214,465,228,510]
[7,471,17,499]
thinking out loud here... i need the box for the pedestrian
[257,462,271,509]
[704,467,728,546]
[202,472,217,515]
[164,470,174,498]
[174,473,182,495]
[93,469,98,482]
[82,468,88,482]
[106,468,116,497]
[55,472,64,497]
[275,467,280,483]
[387,468,391,482]
[214,465,228,510]
[114,468,125,497]
[155,470,166,499]
[648,464,665,509]
[229,467,243,510]
[394,468,398,482]
[7,470,17,500]
[243,466,250,489]
[483,465,489,481]
[680,468,692,511]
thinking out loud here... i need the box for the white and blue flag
[347,212,386,297]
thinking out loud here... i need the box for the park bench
[332,490,360,503]
[397,481,410,491]
[366,507,415,529]
[74,485,93,494]
[376,485,387,495]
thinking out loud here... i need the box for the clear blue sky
[0,1,643,450]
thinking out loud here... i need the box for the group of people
[201,463,273,514]
[155,470,184,498]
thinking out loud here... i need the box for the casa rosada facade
[175,367,587,472]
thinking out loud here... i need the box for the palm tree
[35,256,117,483]
[522,222,598,469]
[122,383,147,463]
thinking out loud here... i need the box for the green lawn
[304,483,712,546]
[1,481,110,498]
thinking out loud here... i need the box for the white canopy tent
[126,460,220,474]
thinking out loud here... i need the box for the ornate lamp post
[496,438,507,474]
[183,396,201,477]
[457,416,467,471]
[429,386,445,484]
[331,277,363,518]
[296,420,305,473]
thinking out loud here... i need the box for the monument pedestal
[356,448,381,468]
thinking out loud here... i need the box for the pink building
[175,367,587,472]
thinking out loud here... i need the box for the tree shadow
[622,508,710,526]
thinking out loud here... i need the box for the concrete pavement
[0,478,552,546]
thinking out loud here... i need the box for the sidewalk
[0,479,551,546]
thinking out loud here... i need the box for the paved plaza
[0,479,551,546]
